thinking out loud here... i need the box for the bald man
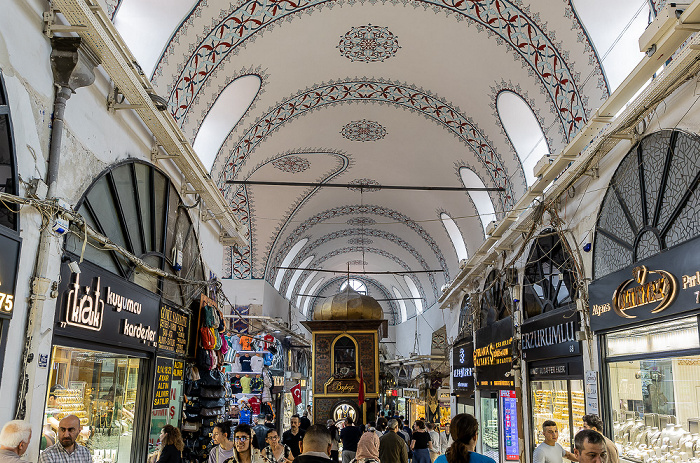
[39,415,92,463]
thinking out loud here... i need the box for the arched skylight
[459,167,497,232]
[274,238,308,290]
[340,278,367,295]
[193,75,261,171]
[296,271,319,309]
[572,0,650,92]
[497,91,548,186]
[440,213,469,262]
[114,0,197,76]
[403,276,423,315]
[286,255,315,300]
[303,278,325,316]
[392,287,408,323]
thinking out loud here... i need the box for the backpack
[202,305,217,328]
[200,327,216,349]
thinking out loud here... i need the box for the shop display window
[43,346,141,463]
[334,337,356,379]
[480,393,499,461]
[530,380,584,450]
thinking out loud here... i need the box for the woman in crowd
[327,419,340,463]
[224,423,264,463]
[210,422,236,463]
[349,432,380,463]
[410,420,433,463]
[156,425,184,463]
[262,428,293,463]
[434,414,495,463]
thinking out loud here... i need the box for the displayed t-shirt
[240,335,253,351]
[263,353,273,366]
[532,442,566,463]
[251,376,264,392]
[240,375,252,393]
[251,355,264,372]
[263,334,274,350]
[240,354,252,372]
[231,377,242,394]
[233,355,242,371]
[248,396,261,414]
[230,335,242,352]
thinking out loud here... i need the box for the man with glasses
[283,415,306,460]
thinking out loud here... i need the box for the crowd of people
[0,411,613,463]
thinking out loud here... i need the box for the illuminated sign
[64,273,104,331]
[473,338,512,367]
[332,403,357,422]
[610,265,677,318]
[474,318,514,389]
[153,357,172,409]
[501,390,519,460]
[452,340,474,394]
[0,233,20,319]
[401,388,419,399]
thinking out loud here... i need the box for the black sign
[474,317,514,389]
[521,308,580,361]
[452,338,474,395]
[589,235,700,332]
[153,357,172,409]
[528,358,583,379]
[0,232,21,319]
[56,259,160,351]
[172,359,184,381]
[158,303,189,355]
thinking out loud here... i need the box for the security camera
[583,230,594,253]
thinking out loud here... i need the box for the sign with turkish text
[589,236,700,331]
[56,257,160,351]
[521,308,580,361]
[474,318,515,389]
[153,357,172,410]
[0,232,21,319]
[452,338,474,395]
[500,390,519,461]
[158,303,189,355]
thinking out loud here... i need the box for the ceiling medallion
[338,25,400,63]
[272,155,311,173]
[347,217,376,226]
[341,120,387,142]
[347,179,382,192]
[348,237,374,245]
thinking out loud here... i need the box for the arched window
[480,270,513,327]
[594,130,700,278]
[496,91,549,186]
[440,213,468,261]
[193,75,261,171]
[458,294,473,338]
[285,255,314,300]
[459,167,496,232]
[64,161,204,306]
[392,287,408,323]
[297,271,319,309]
[0,72,18,231]
[403,275,423,315]
[340,278,367,295]
[274,238,308,290]
[334,336,356,379]
[522,229,577,319]
[303,277,325,316]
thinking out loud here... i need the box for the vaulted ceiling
[105,0,652,323]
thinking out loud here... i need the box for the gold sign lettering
[474,338,512,367]
[611,266,677,319]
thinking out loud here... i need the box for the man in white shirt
[532,421,578,463]
[426,423,440,462]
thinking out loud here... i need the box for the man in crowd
[426,423,441,462]
[297,425,332,463]
[253,414,270,449]
[532,420,577,463]
[395,419,411,462]
[39,415,92,463]
[573,429,607,463]
[0,420,31,463]
[582,415,618,463]
[339,416,361,463]
[265,414,276,430]
[283,415,306,459]
[300,411,312,431]
[379,419,408,463]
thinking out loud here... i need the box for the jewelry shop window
[334,337,356,379]
[42,346,141,463]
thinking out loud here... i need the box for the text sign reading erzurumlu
[158,303,189,355]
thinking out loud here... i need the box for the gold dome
[314,287,383,321]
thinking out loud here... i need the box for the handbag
[199,386,226,398]
[200,397,226,409]
[200,406,225,417]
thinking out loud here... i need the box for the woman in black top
[410,421,433,463]
[156,425,184,463]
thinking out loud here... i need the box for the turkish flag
[358,367,365,404]
[291,383,302,406]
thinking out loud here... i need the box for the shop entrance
[479,391,499,461]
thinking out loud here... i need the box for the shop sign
[589,236,700,331]
[158,303,189,355]
[273,375,284,387]
[521,308,580,361]
[500,390,519,461]
[439,391,451,400]
[452,339,474,395]
[0,232,21,319]
[153,357,172,410]
[326,379,359,394]
[56,259,160,350]
[332,403,357,422]
[585,371,599,415]
[401,388,419,399]
[474,318,514,389]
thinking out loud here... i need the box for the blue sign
[500,390,519,460]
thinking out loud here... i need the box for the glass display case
[43,346,141,463]
[531,379,584,451]
[480,393,499,461]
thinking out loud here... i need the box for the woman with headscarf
[349,432,380,463]
[433,414,495,463]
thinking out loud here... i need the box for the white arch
[496,91,548,186]
[296,271,319,309]
[193,75,261,171]
[303,278,326,316]
[459,167,497,232]
[286,255,315,300]
[440,213,469,262]
[403,275,423,315]
[274,238,308,290]
[392,287,408,323]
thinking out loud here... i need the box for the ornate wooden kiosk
[302,288,388,425]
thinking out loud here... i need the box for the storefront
[451,337,474,417]
[474,317,519,462]
[0,230,20,380]
[522,308,583,451]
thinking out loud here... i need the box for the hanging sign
[521,308,580,361]
[158,303,189,355]
[452,339,474,395]
[401,388,419,399]
[0,233,20,319]
[153,357,172,409]
[474,318,514,389]
[589,236,700,331]
[56,258,159,350]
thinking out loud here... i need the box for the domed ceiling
[105,0,654,323]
